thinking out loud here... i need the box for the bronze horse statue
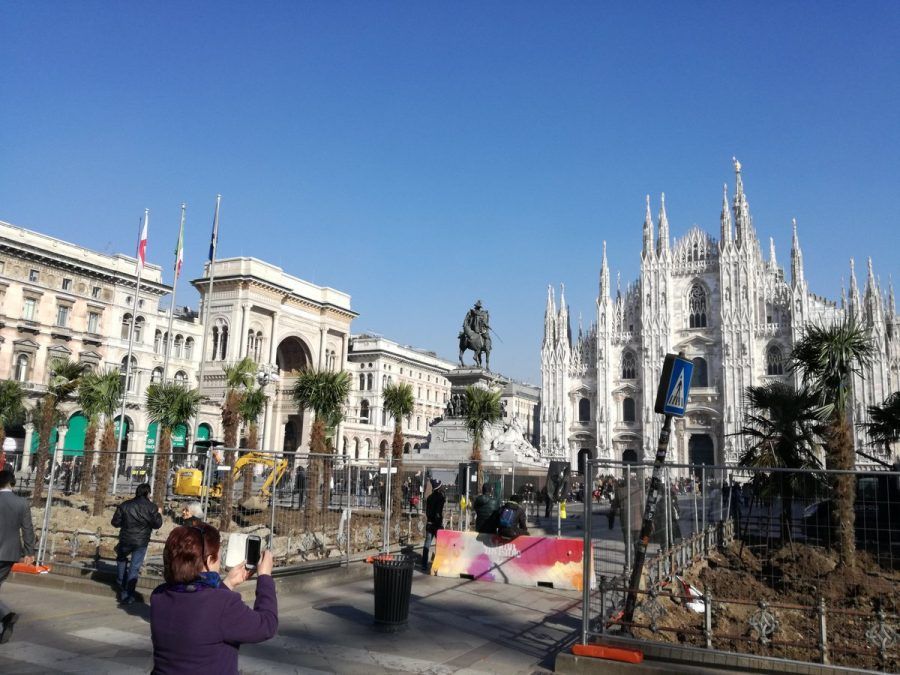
[459,330,490,370]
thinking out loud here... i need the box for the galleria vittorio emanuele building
[541,160,899,474]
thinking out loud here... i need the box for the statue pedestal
[445,367,506,392]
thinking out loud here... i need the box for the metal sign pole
[381,453,392,552]
[36,443,59,565]
[581,458,593,645]
[464,463,471,531]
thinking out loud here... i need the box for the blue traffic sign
[654,354,694,417]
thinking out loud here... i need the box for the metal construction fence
[11,446,551,576]
[581,459,900,672]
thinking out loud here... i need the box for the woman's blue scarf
[169,571,222,593]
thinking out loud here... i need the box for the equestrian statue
[459,299,492,370]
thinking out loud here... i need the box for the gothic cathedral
[541,160,899,473]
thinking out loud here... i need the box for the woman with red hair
[150,524,277,674]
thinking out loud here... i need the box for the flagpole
[113,209,149,494]
[150,203,186,491]
[194,196,220,516]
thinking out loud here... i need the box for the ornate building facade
[541,161,899,474]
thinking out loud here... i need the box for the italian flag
[136,211,149,274]
[174,219,184,278]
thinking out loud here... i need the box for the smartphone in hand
[245,535,262,572]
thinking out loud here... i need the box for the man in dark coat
[112,482,162,604]
[0,469,34,643]
[422,479,446,571]
[473,483,499,534]
[497,494,529,538]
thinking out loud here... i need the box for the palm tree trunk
[830,418,857,567]
[80,420,98,496]
[304,418,326,530]
[152,429,172,509]
[390,422,404,539]
[242,421,258,502]
[32,395,56,506]
[220,390,241,533]
[93,420,117,516]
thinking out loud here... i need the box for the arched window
[691,357,709,387]
[359,374,365,390]
[621,351,636,379]
[151,367,163,384]
[382,374,387,389]
[623,397,636,422]
[219,325,228,360]
[578,397,591,422]
[211,327,219,361]
[15,354,29,382]
[366,374,373,391]
[360,400,370,424]
[766,345,784,376]
[689,284,708,328]
[184,337,194,360]
[174,334,183,358]
[121,313,133,340]
[174,370,188,385]
[247,330,255,356]
[120,356,137,393]
[254,332,263,361]
[416,416,421,431]
[134,316,145,343]
[154,330,163,354]
[382,409,387,426]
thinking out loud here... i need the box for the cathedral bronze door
[688,434,715,475]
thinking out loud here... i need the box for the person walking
[473,483,499,534]
[422,479,446,571]
[0,469,34,643]
[111,482,163,604]
[150,524,277,674]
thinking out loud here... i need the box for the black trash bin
[372,553,415,632]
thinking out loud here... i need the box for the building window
[29,269,39,283]
[219,325,228,360]
[174,370,188,385]
[92,286,101,299]
[211,326,219,361]
[359,374,365,390]
[185,337,194,360]
[151,367,163,384]
[174,334,183,358]
[689,284,708,328]
[138,299,144,309]
[691,357,709,387]
[766,346,784,376]
[62,278,72,291]
[578,397,591,422]
[22,297,36,321]
[87,312,100,333]
[367,374,373,391]
[121,313,133,340]
[360,400,370,424]
[154,330,163,354]
[55,304,70,327]
[623,397,636,423]
[120,356,137,393]
[254,332,263,361]
[621,351,636,379]
[134,316,145,343]
[15,354,29,382]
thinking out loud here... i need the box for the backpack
[498,504,517,529]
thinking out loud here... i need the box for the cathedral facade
[541,160,899,474]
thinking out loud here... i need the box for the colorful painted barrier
[431,530,594,591]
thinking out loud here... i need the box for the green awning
[62,413,88,456]
[146,421,158,453]
[172,423,188,448]
[30,427,59,454]
[197,424,211,440]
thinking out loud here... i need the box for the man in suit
[0,468,34,644]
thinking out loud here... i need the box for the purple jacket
[150,575,278,674]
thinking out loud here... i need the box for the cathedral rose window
[621,351,636,379]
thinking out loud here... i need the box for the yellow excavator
[174,452,289,500]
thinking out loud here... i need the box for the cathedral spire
[889,276,896,316]
[656,192,670,256]
[790,218,805,287]
[558,283,571,346]
[841,278,847,310]
[543,284,556,345]
[769,237,777,268]
[616,271,621,300]
[720,183,732,244]
[599,240,610,298]
[732,156,751,247]
[849,258,860,315]
[642,195,654,259]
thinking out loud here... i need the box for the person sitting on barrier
[180,501,205,528]
[474,483,499,534]
[497,494,528,539]
[422,479,446,572]
[150,524,277,674]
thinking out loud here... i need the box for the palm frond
[0,379,26,427]
[292,369,351,418]
[146,383,203,430]
[383,382,415,421]
[239,386,268,425]
[223,357,257,392]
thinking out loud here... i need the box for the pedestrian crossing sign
[654,353,694,417]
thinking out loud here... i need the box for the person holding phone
[150,524,277,674]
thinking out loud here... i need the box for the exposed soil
[629,541,899,671]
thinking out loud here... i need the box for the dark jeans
[116,544,148,601]
[0,561,12,617]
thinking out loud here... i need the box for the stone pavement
[0,566,583,674]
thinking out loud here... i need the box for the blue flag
[208,197,220,262]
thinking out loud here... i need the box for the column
[21,422,34,471]
[318,327,326,369]
[239,303,249,358]
[268,314,277,365]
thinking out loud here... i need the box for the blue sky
[1,2,898,383]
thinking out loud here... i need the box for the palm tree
[738,382,826,544]
[238,385,268,501]
[91,369,124,516]
[464,385,502,486]
[292,369,351,526]
[146,382,203,508]
[32,359,86,506]
[220,357,256,531]
[0,379,26,456]
[860,392,900,458]
[77,372,103,496]
[791,317,875,566]
[383,382,414,530]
